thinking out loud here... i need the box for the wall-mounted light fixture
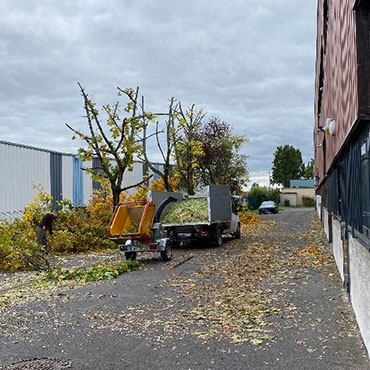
[328,119,336,136]
[318,118,336,136]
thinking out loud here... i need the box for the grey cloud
[0,0,317,183]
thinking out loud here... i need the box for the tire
[125,252,137,261]
[235,223,241,239]
[161,240,172,261]
[259,210,262,215]
[212,227,223,248]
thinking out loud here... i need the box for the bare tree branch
[121,175,153,192]
[75,83,114,183]
[134,130,163,144]
[155,120,166,162]
[80,86,122,172]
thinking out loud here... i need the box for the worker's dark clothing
[36,226,47,246]
[36,213,56,247]
[38,213,55,235]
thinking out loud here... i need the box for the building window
[354,0,369,10]
[336,138,362,235]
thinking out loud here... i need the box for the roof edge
[0,140,75,156]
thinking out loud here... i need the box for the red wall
[314,0,359,186]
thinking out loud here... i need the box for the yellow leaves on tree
[149,177,180,192]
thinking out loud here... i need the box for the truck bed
[151,185,233,226]
[162,220,228,228]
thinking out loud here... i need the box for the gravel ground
[0,208,369,370]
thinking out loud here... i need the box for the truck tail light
[198,231,209,237]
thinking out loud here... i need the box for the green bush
[284,199,290,207]
[0,217,46,272]
[45,260,142,283]
[302,196,315,207]
[248,185,280,210]
[0,186,117,272]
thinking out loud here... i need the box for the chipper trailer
[107,198,176,261]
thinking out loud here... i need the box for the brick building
[314,0,370,355]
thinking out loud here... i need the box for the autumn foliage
[0,178,181,272]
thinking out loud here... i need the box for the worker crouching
[36,211,59,252]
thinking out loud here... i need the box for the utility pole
[268,171,271,189]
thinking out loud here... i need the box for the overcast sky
[0,0,317,187]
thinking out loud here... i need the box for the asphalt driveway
[0,208,369,369]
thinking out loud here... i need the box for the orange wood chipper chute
[107,201,156,244]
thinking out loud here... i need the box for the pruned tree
[66,83,155,208]
[172,103,204,195]
[271,145,303,188]
[195,118,249,194]
[141,97,176,192]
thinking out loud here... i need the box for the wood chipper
[107,198,176,261]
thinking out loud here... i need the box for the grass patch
[45,260,142,283]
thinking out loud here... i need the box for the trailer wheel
[161,240,172,261]
[125,252,137,261]
[212,227,223,248]
[235,223,241,239]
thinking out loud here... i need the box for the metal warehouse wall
[0,140,166,215]
[0,141,51,213]
[0,141,81,216]
[122,162,147,194]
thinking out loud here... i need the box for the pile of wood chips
[161,198,208,224]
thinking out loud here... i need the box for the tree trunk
[163,168,173,192]
[163,176,171,192]
[188,161,195,195]
[112,187,121,209]
[188,173,195,195]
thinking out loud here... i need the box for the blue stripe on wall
[73,157,84,206]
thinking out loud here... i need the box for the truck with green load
[150,185,241,248]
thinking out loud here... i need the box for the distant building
[0,140,163,220]
[314,0,370,356]
[289,179,314,188]
[280,179,315,207]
